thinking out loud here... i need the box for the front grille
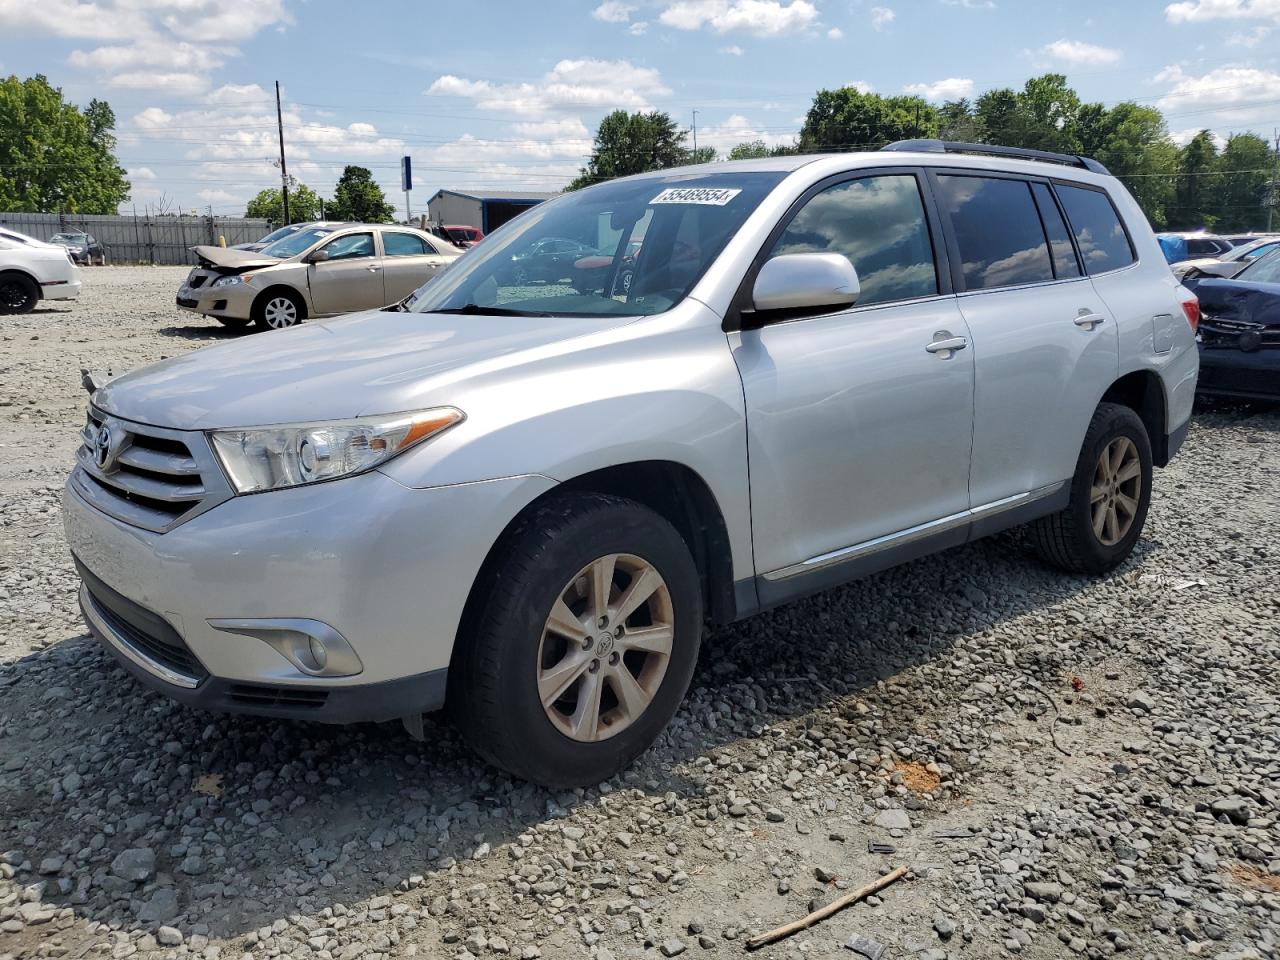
[77,559,207,682]
[228,684,329,709]
[72,408,232,533]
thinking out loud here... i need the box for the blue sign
[401,156,412,193]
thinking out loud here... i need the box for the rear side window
[383,232,431,257]
[1055,184,1135,274]
[1031,183,1081,279]
[769,174,938,306]
[936,175,1054,290]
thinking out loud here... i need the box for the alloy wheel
[263,296,298,328]
[0,280,31,312]
[536,553,674,742]
[1091,436,1142,546]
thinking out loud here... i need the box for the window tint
[321,233,374,260]
[769,174,938,306]
[937,175,1054,290]
[1031,182,1081,279]
[1055,184,1135,274]
[1240,249,1280,284]
[383,232,430,257]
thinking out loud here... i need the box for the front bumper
[41,278,82,301]
[176,273,256,320]
[1197,345,1280,401]
[64,468,555,721]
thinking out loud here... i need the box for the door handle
[367,265,381,272]
[1074,311,1106,329]
[925,335,968,355]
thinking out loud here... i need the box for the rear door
[733,170,976,579]
[307,231,383,314]
[380,231,449,302]
[931,171,1119,506]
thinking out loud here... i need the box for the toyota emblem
[93,424,114,470]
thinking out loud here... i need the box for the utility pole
[1268,128,1279,233]
[275,80,290,225]
[692,109,698,158]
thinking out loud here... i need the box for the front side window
[408,170,786,317]
[937,175,1055,290]
[769,174,938,306]
[320,233,374,260]
[383,232,431,257]
[1055,184,1135,275]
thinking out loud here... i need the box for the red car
[430,224,484,248]
[572,239,643,295]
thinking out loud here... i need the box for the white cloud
[721,44,745,53]
[697,114,798,153]
[1165,0,1280,23]
[941,0,995,7]
[0,0,138,39]
[1169,127,1228,149]
[847,80,874,93]
[903,77,974,101]
[870,6,895,29]
[70,38,231,72]
[427,59,670,116]
[197,189,238,204]
[658,0,819,36]
[592,0,635,22]
[128,166,157,180]
[1156,64,1280,125]
[629,19,649,33]
[1039,39,1122,64]
[1227,23,1273,42]
[827,25,843,37]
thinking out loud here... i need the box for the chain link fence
[0,212,271,265]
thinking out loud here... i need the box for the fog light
[207,617,362,677]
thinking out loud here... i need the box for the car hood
[1185,277,1280,328]
[191,244,281,272]
[93,307,634,430]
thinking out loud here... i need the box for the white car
[0,227,82,313]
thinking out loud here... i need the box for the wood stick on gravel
[745,865,909,951]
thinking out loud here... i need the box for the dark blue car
[1183,247,1280,401]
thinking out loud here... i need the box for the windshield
[409,170,786,317]
[257,224,302,245]
[51,233,87,242]
[1239,248,1280,284]
[261,226,335,259]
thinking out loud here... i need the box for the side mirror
[751,253,860,317]
[306,249,331,264]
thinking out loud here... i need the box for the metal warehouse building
[425,189,560,234]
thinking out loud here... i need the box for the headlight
[210,407,464,494]
[212,275,245,287]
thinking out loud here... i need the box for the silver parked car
[66,141,1198,787]
[177,223,462,330]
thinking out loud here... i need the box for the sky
[1,0,1279,216]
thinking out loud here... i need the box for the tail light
[1181,296,1200,334]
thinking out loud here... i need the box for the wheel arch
[1100,368,1171,466]
[0,268,43,300]
[450,460,739,683]
[251,284,308,321]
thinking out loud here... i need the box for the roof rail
[881,139,1110,175]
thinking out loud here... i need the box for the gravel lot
[1,266,1278,960]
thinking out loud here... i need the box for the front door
[733,171,975,580]
[380,231,450,302]
[308,231,383,315]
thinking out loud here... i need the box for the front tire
[0,272,38,315]
[252,290,305,331]
[451,493,702,788]
[1031,402,1153,574]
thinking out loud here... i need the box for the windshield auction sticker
[649,187,743,206]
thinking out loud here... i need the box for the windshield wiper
[431,303,553,318]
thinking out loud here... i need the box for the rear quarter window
[1055,184,1135,275]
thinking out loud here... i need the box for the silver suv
[64,141,1199,788]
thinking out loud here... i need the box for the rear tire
[0,272,38,315]
[1031,402,1153,574]
[252,290,305,331]
[450,493,702,788]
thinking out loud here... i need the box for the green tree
[568,111,689,190]
[326,165,394,222]
[1213,133,1274,232]
[686,145,718,164]
[727,139,797,160]
[1084,103,1177,229]
[937,99,983,142]
[1171,130,1218,229]
[0,74,129,213]
[245,182,321,223]
[798,86,937,152]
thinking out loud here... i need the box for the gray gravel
[1,266,1278,960]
